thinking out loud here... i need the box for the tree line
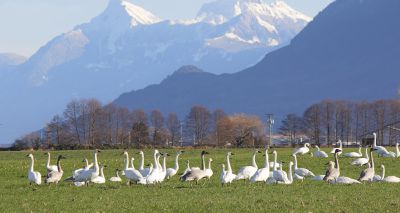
[13,99,267,150]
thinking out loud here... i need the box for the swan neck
[140,153,144,170]
[251,152,257,168]
[226,155,232,172]
[273,152,277,171]
[29,156,34,172]
[373,134,377,147]
[124,154,129,170]
[201,154,206,171]
[57,157,63,172]
[381,166,385,179]
[93,152,99,172]
[288,163,293,183]
[84,158,89,168]
[293,155,298,169]
[174,154,180,170]
[264,152,269,169]
[46,153,51,167]
[131,159,135,170]
[100,167,104,177]
[365,148,369,160]
[208,159,212,169]
[335,153,340,170]
[162,156,167,171]
[370,151,374,170]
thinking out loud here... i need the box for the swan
[358,148,375,182]
[109,169,122,182]
[235,149,261,181]
[272,161,289,184]
[91,164,106,184]
[73,158,93,178]
[292,154,315,178]
[380,165,400,183]
[146,150,162,184]
[332,176,361,184]
[330,140,343,155]
[323,149,341,182]
[372,133,391,157]
[123,152,145,184]
[45,152,58,173]
[314,145,328,158]
[343,146,363,158]
[292,143,310,155]
[205,158,213,180]
[45,155,66,184]
[138,151,151,177]
[27,154,41,185]
[159,153,169,182]
[180,151,209,184]
[250,149,270,183]
[65,149,101,185]
[221,152,237,186]
[397,143,400,158]
[350,148,369,166]
[166,150,183,179]
[180,160,191,178]
[283,161,294,184]
[220,164,227,186]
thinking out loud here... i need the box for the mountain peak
[173,65,205,75]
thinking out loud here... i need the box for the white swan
[166,150,183,179]
[330,140,343,155]
[396,143,400,158]
[221,152,236,185]
[66,149,101,185]
[180,160,191,178]
[158,153,169,182]
[109,169,122,182]
[180,151,209,184]
[250,149,270,183]
[123,151,145,184]
[343,146,363,158]
[73,158,93,179]
[292,143,310,155]
[272,161,289,184]
[146,150,162,184]
[292,154,315,178]
[27,154,41,185]
[372,132,391,157]
[379,164,400,183]
[138,151,151,177]
[91,164,106,184]
[350,148,369,166]
[45,152,58,173]
[235,149,261,181]
[45,155,66,184]
[332,176,360,184]
[314,145,328,158]
[205,158,213,180]
[358,148,375,182]
[283,161,294,184]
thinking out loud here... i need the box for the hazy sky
[0,0,333,57]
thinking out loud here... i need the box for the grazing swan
[330,140,343,155]
[109,169,122,182]
[343,146,363,158]
[314,145,328,158]
[205,158,213,180]
[123,152,145,184]
[180,151,209,184]
[292,143,310,155]
[235,149,261,181]
[91,164,106,184]
[221,152,236,185]
[27,154,41,185]
[350,148,369,166]
[380,165,400,183]
[250,149,270,183]
[45,155,66,184]
[45,152,58,173]
[273,161,289,184]
[358,149,375,182]
[166,150,183,179]
[292,154,315,178]
[372,133,391,157]
[65,149,101,185]
[323,149,341,182]
[138,151,151,177]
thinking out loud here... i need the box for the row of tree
[13,99,267,150]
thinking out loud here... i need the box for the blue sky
[0,0,333,57]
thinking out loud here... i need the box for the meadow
[1,148,400,213]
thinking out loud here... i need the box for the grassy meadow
[1,148,400,212]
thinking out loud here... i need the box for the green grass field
[1,148,400,212]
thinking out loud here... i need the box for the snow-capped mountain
[1,0,310,144]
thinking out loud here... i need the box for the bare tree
[279,113,304,147]
[166,113,180,147]
[150,109,164,146]
[185,106,211,145]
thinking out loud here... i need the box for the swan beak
[26,154,29,157]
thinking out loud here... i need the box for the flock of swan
[26,133,400,186]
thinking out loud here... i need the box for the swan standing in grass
[283,162,294,184]
[292,154,315,178]
[91,164,106,184]
[45,155,66,184]
[358,149,376,182]
[138,151,151,177]
[330,140,343,155]
[109,169,122,182]
[272,161,289,184]
[343,146,363,158]
[292,143,311,155]
[27,154,41,185]
[250,149,270,183]
[313,145,328,158]
[205,158,213,180]
[180,160,191,178]
[323,150,341,182]
[379,165,400,183]
[235,149,261,181]
[221,152,236,185]
[146,150,162,184]
[180,151,209,184]
[372,132,391,157]
[45,152,58,173]
[159,153,169,182]
[350,148,369,166]
[123,151,145,184]
[166,150,183,179]
[65,149,101,186]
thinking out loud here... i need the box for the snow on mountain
[1,0,311,144]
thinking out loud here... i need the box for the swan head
[209,158,213,162]
[26,153,34,158]
[272,150,277,155]
[221,164,225,169]
[138,151,144,155]
[201,151,209,155]
[227,152,234,156]
[44,152,50,156]
[57,155,66,160]
[162,153,170,157]
[82,158,88,163]
[289,161,294,167]
[122,151,129,156]
[373,132,377,137]
[380,164,385,169]
[177,150,184,154]
[131,157,135,161]
[304,143,310,147]
[154,150,159,154]
[254,149,261,154]
[335,149,341,154]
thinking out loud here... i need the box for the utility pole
[179,122,183,147]
[267,114,274,149]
